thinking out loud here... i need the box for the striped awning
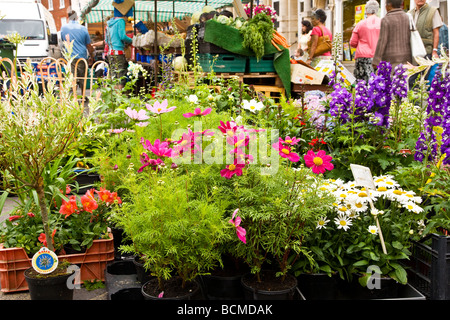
[83,0,235,23]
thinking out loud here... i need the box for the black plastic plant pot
[241,271,298,300]
[24,267,75,300]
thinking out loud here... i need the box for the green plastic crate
[248,54,275,73]
[198,53,247,73]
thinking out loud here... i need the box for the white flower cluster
[127,61,148,80]
[315,175,424,233]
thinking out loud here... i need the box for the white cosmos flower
[334,213,352,231]
[242,99,264,113]
[188,94,199,104]
[368,225,378,235]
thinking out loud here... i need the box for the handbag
[308,26,332,57]
[408,13,427,61]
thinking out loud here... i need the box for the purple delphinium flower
[390,64,408,100]
[414,70,450,164]
[328,82,353,124]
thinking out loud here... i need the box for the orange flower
[110,192,122,204]
[81,193,98,213]
[59,195,78,218]
[96,188,112,203]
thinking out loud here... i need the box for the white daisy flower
[316,216,330,229]
[368,225,378,235]
[334,214,352,231]
[403,201,424,214]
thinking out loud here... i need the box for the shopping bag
[408,13,427,61]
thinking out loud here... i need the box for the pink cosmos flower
[218,120,242,136]
[279,136,301,146]
[124,107,150,121]
[141,138,172,158]
[229,209,246,244]
[272,142,300,162]
[107,128,126,134]
[304,149,334,174]
[146,99,176,114]
[220,159,246,179]
[137,153,164,173]
[226,132,250,152]
[183,107,212,118]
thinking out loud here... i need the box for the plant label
[31,247,58,274]
[350,164,376,190]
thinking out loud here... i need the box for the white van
[0,0,58,66]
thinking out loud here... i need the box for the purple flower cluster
[328,81,353,124]
[414,70,450,165]
[391,64,408,100]
[328,61,407,128]
[244,4,277,22]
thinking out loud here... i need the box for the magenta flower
[124,107,150,120]
[279,136,301,146]
[146,99,176,114]
[272,142,300,162]
[226,132,250,152]
[183,107,212,118]
[137,153,164,173]
[229,209,246,244]
[141,138,172,158]
[304,150,334,174]
[218,120,242,136]
[220,159,246,179]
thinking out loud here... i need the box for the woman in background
[297,20,313,61]
[350,0,381,83]
[306,9,333,67]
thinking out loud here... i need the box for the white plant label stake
[31,247,59,274]
[350,164,387,255]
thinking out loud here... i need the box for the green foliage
[227,165,335,280]
[240,13,274,61]
[112,167,231,290]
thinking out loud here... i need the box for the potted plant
[225,162,335,300]
[293,173,427,299]
[0,42,108,296]
[112,162,231,300]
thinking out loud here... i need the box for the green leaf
[0,191,9,215]
[353,259,369,267]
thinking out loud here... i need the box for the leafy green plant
[240,13,274,61]
[293,175,426,285]
[113,167,230,290]
[228,165,335,282]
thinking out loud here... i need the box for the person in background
[297,20,313,62]
[105,6,133,90]
[407,0,443,87]
[408,0,442,60]
[306,9,333,67]
[438,23,448,55]
[372,0,412,71]
[60,10,94,88]
[350,0,381,83]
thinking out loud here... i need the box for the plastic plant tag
[31,247,58,274]
[350,164,387,254]
[350,164,376,190]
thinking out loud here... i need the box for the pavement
[0,195,109,300]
